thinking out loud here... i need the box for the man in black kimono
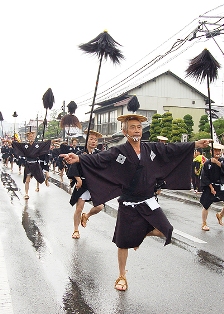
[12,131,51,199]
[61,114,211,291]
[200,143,224,231]
[67,130,104,239]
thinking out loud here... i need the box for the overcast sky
[0,0,224,127]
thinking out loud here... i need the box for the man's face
[213,148,222,158]
[72,140,77,147]
[125,119,143,141]
[87,135,98,149]
[27,132,36,142]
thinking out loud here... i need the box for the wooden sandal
[81,213,89,228]
[114,275,128,291]
[72,230,80,239]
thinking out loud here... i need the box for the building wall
[163,106,205,133]
[95,72,208,136]
[126,73,206,132]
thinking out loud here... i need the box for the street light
[12,111,18,141]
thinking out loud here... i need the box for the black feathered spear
[42,88,54,140]
[60,101,82,132]
[186,49,221,156]
[79,30,124,151]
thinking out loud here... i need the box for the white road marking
[0,239,14,314]
[173,229,207,244]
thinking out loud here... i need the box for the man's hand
[59,153,79,164]
[195,139,212,148]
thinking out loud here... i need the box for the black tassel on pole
[79,30,124,151]
[185,48,221,156]
[42,88,54,140]
[127,95,140,113]
[60,101,82,129]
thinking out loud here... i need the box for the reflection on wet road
[1,167,224,313]
[172,238,224,275]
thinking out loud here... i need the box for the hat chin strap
[126,134,140,142]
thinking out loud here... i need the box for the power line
[76,9,224,109]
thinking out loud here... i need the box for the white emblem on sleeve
[116,154,126,164]
[150,150,156,161]
[25,145,28,149]
[35,144,39,149]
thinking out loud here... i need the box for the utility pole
[12,111,18,141]
[36,113,39,141]
[62,101,65,141]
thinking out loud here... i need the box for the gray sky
[0,0,224,125]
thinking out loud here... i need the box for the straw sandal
[72,231,80,239]
[202,223,210,231]
[216,213,223,225]
[81,213,89,228]
[24,195,29,200]
[114,275,128,291]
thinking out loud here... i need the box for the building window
[137,110,156,123]
[96,110,117,135]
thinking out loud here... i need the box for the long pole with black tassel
[185,48,220,157]
[79,31,124,152]
[207,75,214,154]
[42,88,54,141]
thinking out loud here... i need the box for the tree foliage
[149,113,162,141]
[183,114,194,139]
[37,120,61,140]
[198,115,208,131]
[160,112,173,140]
[171,118,188,142]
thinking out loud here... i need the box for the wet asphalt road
[0,165,224,314]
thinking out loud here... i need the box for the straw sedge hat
[210,143,224,150]
[117,114,147,123]
[25,131,36,136]
[84,130,103,138]
[157,135,168,141]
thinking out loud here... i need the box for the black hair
[195,148,202,154]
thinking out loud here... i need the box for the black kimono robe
[200,157,224,209]
[77,141,195,247]
[78,141,195,205]
[12,141,51,183]
[68,148,101,206]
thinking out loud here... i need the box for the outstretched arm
[60,153,79,164]
[195,139,212,148]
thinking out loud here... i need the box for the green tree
[38,120,61,140]
[171,118,188,142]
[190,131,211,141]
[160,112,173,140]
[183,114,194,139]
[198,115,208,132]
[212,119,224,141]
[149,113,162,141]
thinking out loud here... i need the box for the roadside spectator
[157,135,168,143]
[192,148,207,193]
